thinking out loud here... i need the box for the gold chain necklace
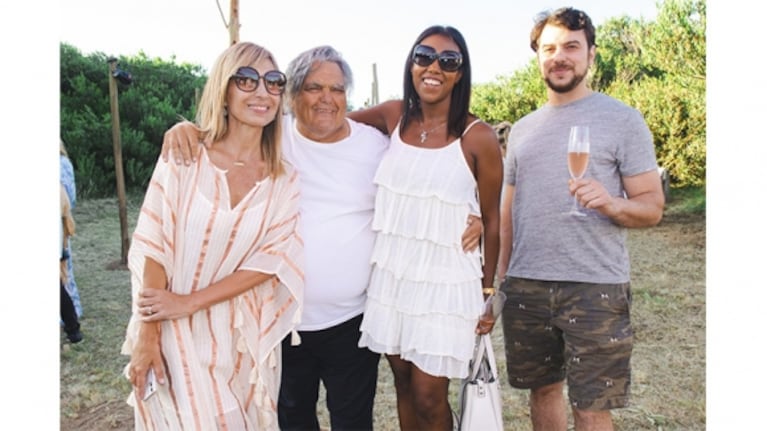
[231,150,258,167]
[419,120,447,144]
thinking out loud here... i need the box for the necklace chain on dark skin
[419,120,447,144]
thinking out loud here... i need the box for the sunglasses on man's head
[230,67,287,95]
[411,44,463,72]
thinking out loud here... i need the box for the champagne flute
[567,125,590,217]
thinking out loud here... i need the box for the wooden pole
[107,58,130,266]
[229,0,240,45]
[371,63,379,106]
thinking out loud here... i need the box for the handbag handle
[468,334,499,381]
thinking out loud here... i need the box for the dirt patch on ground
[61,399,133,430]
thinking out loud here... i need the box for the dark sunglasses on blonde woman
[411,44,463,72]
[230,66,287,95]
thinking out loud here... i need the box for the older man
[275,46,387,430]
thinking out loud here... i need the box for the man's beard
[544,67,587,94]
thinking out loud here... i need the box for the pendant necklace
[419,120,447,144]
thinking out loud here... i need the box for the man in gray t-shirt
[496,7,664,431]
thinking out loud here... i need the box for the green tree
[60,43,207,198]
[469,0,706,188]
[471,59,546,126]
[592,14,661,92]
[606,0,706,187]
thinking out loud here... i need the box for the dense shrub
[60,44,206,198]
[470,0,705,188]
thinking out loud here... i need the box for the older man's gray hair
[284,45,354,112]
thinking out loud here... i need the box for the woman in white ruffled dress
[349,26,504,430]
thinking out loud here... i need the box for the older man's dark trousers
[278,313,380,431]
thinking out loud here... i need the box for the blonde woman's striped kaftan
[121,149,304,430]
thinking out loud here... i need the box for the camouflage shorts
[500,277,633,410]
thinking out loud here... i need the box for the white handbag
[457,333,504,430]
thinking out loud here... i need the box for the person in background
[122,41,303,430]
[60,140,82,318]
[161,43,484,430]
[349,25,503,430]
[60,183,82,343]
[496,7,664,431]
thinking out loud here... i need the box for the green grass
[667,185,706,215]
[60,195,139,425]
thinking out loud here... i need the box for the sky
[3,0,767,428]
[59,0,661,109]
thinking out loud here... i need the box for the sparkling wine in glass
[567,125,590,217]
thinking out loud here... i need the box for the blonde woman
[122,42,304,430]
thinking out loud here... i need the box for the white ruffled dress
[358,120,484,379]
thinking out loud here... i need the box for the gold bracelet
[482,287,496,295]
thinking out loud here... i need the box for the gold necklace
[231,150,258,167]
[419,120,447,144]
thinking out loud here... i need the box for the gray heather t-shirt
[504,92,657,284]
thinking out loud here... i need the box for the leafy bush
[471,61,546,126]
[469,0,706,188]
[60,45,206,198]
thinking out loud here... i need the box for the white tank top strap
[393,119,403,138]
[461,118,483,137]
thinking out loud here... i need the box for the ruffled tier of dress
[372,184,479,247]
[371,137,479,210]
[360,183,483,379]
[359,285,479,378]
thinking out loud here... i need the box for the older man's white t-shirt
[281,115,390,331]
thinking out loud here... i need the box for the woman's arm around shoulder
[347,99,403,136]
